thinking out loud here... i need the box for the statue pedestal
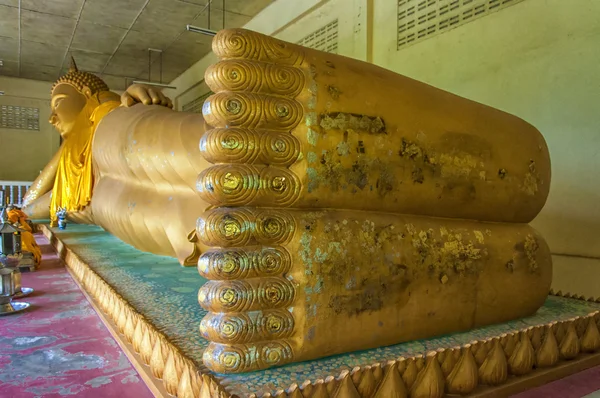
[38,223,600,398]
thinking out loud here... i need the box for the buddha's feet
[200,28,551,224]
[196,29,553,373]
[197,208,552,373]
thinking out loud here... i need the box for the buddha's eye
[53,97,66,111]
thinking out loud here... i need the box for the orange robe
[7,208,41,265]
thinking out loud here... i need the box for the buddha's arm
[22,144,63,208]
[23,191,51,219]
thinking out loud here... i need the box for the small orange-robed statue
[6,205,41,265]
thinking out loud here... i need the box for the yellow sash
[50,100,120,225]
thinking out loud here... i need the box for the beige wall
[168,0,600,294]
[0,76,59,182]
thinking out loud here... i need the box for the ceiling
[0,0,274,90]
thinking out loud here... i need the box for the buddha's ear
[81,85,93,98]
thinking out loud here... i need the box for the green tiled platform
[42,223,600,397]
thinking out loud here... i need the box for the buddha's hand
[121,84,173,108]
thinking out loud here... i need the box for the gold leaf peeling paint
[524,234,539,272]
[327,85,342,100]
[398,138,488,185]
[320,113,386,134]
[299,215,489,319]
[521,160,540,196]
[438,153,479,179]
[406,224,486,275]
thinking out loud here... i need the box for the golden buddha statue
[24,29,552,374]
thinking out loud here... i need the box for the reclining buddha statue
[23,29,552,374]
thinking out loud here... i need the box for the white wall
[0,76,59,181]
[167,0,600,294]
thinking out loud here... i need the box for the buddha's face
[49,83,91,136]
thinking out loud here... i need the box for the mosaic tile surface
[44,223,600,397]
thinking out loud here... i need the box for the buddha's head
[50,57,109,136]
